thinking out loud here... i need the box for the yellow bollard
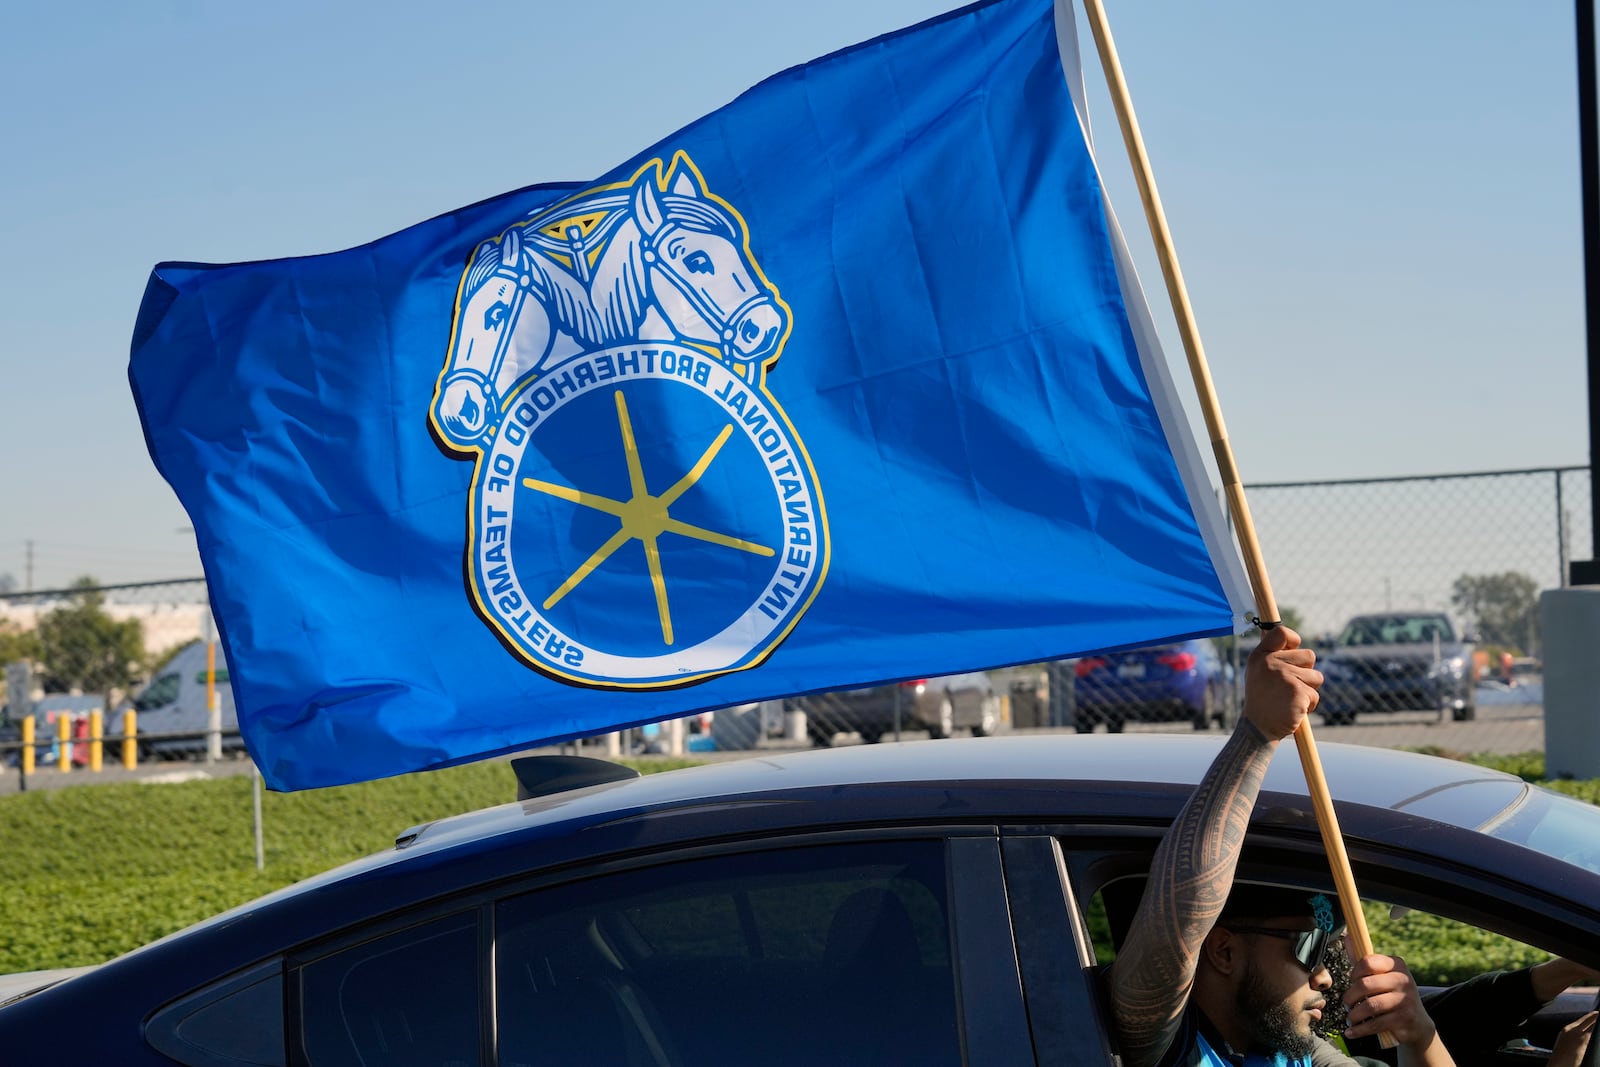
[122,709,137,770]
[89,710,103,772]
[20,715,34,775]
[57,714,70,772]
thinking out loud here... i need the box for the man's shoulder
[1151,1004,1212,1067]
[1310,1034,1381,1067]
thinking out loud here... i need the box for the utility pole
[1573,0,1600,585]
[1541,0,1600,779]
[24,540,32,593]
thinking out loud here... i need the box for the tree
[0,620,39,670]
[0,572,15,594]
[33,576,145,694]
[1450,571,1539,653]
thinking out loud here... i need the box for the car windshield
[1338,614,1455,646]
[1477,783,1600,876]
[134,673,181,711]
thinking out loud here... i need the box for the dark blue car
[2,737,1599,1065]
[1069,639,1231,732]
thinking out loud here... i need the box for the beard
[1234,962,1319,1060]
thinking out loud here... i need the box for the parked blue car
[1070,639,1230,732]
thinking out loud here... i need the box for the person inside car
[1104,624,1457,1067]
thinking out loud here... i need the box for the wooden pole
[1078,0,1393,1046]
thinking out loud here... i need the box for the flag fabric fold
[131,0,1251,791]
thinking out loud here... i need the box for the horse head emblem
[632,169,788,368]
[432,156,790,452]
[433,227,530,445]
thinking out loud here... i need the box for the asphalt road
[0,753,260,796]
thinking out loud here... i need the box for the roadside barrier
[0,714,247,791]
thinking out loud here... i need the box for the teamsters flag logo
[430,156,825,687]
[130,0,1251,791]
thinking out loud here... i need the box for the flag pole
[1078,0,1393,1044]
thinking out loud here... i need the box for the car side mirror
[1460,632,1478,644]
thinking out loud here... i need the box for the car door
[492,833,1034,1067]
[262,828,1037,1066]
[1001,834,1123,1066]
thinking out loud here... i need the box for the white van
[132,641,243,758]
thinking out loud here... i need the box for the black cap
[1220,884,1344,931]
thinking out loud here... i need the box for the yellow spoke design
[521,479,627,517]
[543,528,631,611]
[661,517,775,556]
[516,389,778,645]
[641,534,674,645]
[615,391,650,501]
[658,425,734,508]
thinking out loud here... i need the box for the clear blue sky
[0,0,1585,591]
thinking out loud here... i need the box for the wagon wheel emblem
[521,389,776,645]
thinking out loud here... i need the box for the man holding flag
[1106,625,1456,1067]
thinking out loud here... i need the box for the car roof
[45,734,1600,1009]
[185,735,1537,914]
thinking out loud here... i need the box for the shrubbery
[0,757,695,972]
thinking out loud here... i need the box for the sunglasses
[1222,924,1345,973]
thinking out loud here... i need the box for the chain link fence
[2,469,1590,769]
[782,466,1592,755]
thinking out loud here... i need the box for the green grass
[0,749,1593,976]
[0,757,697,972]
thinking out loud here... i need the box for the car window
[135,672,181,711]
[145,959,286,1067]
[495,840,960,1067]
[1338,614,1455,646]
[297,910,480,1066]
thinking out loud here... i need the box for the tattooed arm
[1104,626,1323,1067]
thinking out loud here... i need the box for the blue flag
[131,0,1250,790]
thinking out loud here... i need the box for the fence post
[56,714,70,772]
[253,764,265,872]
[1557,468,1570,588]
[206,690,222,763]
[20,715,34,776]
[89,710,103,772]
[122,710,137,770]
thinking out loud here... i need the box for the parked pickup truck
[1317,611,1476,725]
[132,641,245,758]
